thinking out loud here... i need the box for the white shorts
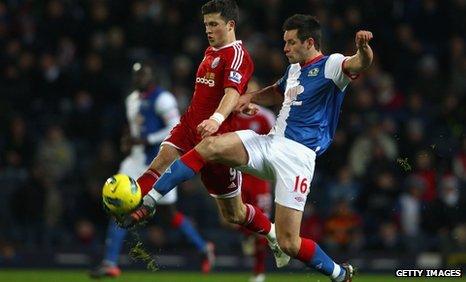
[235,130,316,211]
[119,153,177,205]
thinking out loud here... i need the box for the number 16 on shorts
[293,176,308,194]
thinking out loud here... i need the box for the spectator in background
[36,124,75,184]
[35,124,75,248]
[423,175,466,251]
[1,115,33,171]
[358,167,400,245]
[368,221,403,252]
[399,119,427,162]
[453,136,466,182]
[319,130,350,174]
[449,36,465,97]
[326,166,361,209]
[0,116,32,240]
[375,73,404,114]
[323,200,363,252]
[349,123,398,177]
[399,175,426,252]
[10,166,46,247]
[412,150,437,203]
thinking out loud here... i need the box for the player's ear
[305,37,315,50]
[227,20,235,31]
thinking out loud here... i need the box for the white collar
[211,40,242,51]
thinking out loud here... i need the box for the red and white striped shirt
[182,40,254,134]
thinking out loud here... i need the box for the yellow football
[102,174,141,217]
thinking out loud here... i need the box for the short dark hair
[282,14,322,51]
[201,0,239,24]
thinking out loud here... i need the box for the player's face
[204,13,232,48]
[283,30,311,64]
[133,66,152,91]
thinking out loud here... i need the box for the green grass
[0,270,465,282]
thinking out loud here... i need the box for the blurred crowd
[0,0,465,262]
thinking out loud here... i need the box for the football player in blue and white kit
[125,14,373,281]
[90,63,214,278]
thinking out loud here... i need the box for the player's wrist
[357,44,369,51]
[209,112,225,125]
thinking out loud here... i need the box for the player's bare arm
[197,87,240,138]
[236,84,283,113]
[343,30,374,74]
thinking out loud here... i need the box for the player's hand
[241,103,259,116]
[355,30,373,49]
[235,93,253,113]
[197,118,220,138]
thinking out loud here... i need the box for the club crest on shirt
[308,67,319,76]
[211,57,220,68]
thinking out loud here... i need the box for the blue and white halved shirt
[271,53,354,156]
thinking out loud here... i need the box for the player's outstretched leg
[170,210,215,273]
[275,205,353,281]
[89,219,125,278]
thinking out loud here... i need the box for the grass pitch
[0,270,464,282]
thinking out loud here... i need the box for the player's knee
[276,232,300,257]
[198,137,223,161]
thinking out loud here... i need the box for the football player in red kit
[122,0,289,269]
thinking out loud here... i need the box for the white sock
[147,189,163,204]
[332,263,346,281]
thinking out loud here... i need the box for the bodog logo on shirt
[196,72,216,87]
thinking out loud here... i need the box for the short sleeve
[324,53,354,91]
[154,91,180,121]
[223,44,254,94]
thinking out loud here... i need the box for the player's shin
[148,149,207,202]
[137,168,160,196]
[103,218,127,265]
[242,204,272,236]
[297,238,347,281]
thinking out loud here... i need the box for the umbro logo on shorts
[295,196,305,203]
